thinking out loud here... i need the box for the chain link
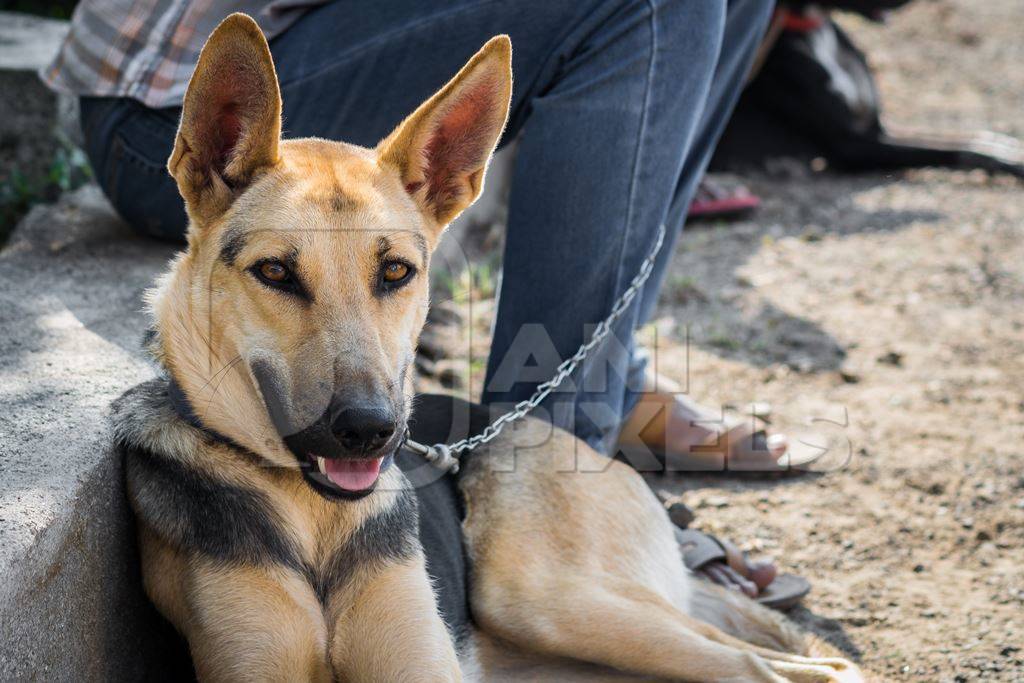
[404,222,667,473]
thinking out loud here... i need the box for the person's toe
[718,564,759,597]
[746,559,777,591]
[720,538,778,592]
[701,565,740,593]
[766,432,788,458]
[702,563,758,597]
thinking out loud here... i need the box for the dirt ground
[423,1,1024,680]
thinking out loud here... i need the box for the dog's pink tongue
[324,457,383,491]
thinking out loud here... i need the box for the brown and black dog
[112,13,864,682]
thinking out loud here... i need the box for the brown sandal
[658,401,830,473]
[675,528,811,610]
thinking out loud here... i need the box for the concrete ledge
[0,11,80,172]
[0,12,69,72]
[0,186,190,680]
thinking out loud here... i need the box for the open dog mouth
[274,403,404,500]
[304,454,389,495]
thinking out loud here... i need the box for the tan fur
[459,420,862,682]
[131,13,867,682]
[121,378,452,680]
[329,559,462,682]
[377,35,512,227]
[168,13,281,228]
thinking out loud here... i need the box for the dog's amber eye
[259,261,289,282]
[382,262,409,283]
[251,259,307,298]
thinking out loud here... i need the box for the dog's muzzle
[282,402,404,500]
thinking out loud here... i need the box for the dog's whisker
[200,355,246,414]
[192,354,244,397]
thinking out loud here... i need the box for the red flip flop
[688,177,761,220]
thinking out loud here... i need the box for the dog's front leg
[329,555,461,682]
[174,559,332,683]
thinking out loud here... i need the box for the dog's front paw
[769,656,864,683]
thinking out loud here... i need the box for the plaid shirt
[43,0,325,109]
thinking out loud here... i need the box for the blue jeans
[81,0,773,453]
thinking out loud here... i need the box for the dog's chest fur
[112,379,421,610]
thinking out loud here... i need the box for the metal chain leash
[403,222,668,474]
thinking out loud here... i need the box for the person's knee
[652,0,773,78]
[655,0,727,30]
[80,98,188,242]
[728,0,775,38]
[96,140,188,241]
[651,0,727,80]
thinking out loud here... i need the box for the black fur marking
[376,235,392,259]
[377,233,428,267]
[408,393,495,479]
[115,379,427,626]
[123,444,306,573]
[395,445,471,647]
[164,375,264,462]
[219,227,248,266]
[313,486,419,605]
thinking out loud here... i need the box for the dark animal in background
[712,2,1024,178]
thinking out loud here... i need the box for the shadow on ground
[660,172,947,373]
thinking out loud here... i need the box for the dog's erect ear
[168,13,281,227]
[377,35,512,230]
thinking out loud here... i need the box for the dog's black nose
[331,405,396,453]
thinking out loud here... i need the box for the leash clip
[402,431,460,474]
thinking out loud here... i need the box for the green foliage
[433,253,500,303]
[705,327,740,351]
[47,140,90,192]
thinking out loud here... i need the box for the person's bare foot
[675,528,784,600]
[617,370,788,471]
[700,537,777,598]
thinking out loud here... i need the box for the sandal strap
[675,528,728,571]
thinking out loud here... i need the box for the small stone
[417,329,444,361]
[877,350,904,367]
[957,30,981,46]
[666,502,696,529]
[839,369,861,384]
[414,355,437,377]
[434,361,464,389]
[789,357,816,373]
[427,300,464,327]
